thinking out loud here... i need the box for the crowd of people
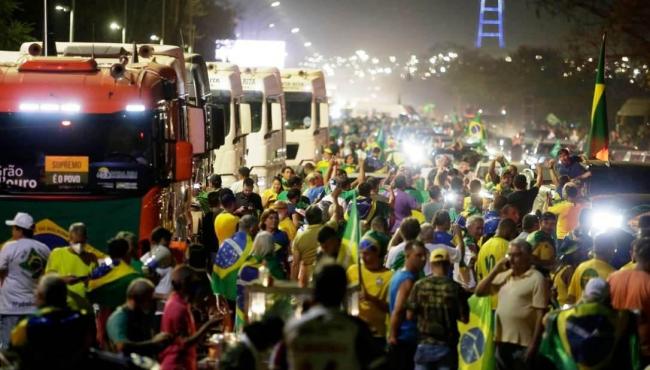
[0,119,649,370]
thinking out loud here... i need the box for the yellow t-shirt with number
[476,236,509,308]
[347,264,393,337]
[567,258,615,301]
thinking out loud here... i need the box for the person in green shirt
[116,231,143,274]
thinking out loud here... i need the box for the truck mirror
[207,104,226,149]
[187,106,206,154]
[319,103,330,128]
[240,103,252,134]
[272,103,283,131]
[175,141,193,181]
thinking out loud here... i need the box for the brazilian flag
[587,34,609,161]
[87,262,140,308]
[457,295,495,370]
[540,302,641,370]
[338,195,361,268]
[467,116,487,147]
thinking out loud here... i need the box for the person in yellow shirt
[45,222,98,309]
[526,212,558,274]
[476,219,517,309]
[546,183,585,241]
[261,177,283,209]
[272,201,297,242]
[550,239,584,308]
[347,231,393,343]
[291,206,324,286]
[214,193,241,245]
[566,232,616,304]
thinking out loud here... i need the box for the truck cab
[281,69,329,166]
[240,67,286,190]
[205,62,249,186]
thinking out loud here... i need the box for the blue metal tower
[476,0,505,48]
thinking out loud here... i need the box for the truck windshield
[0,111,156,194]
[244,91,263,133]
[285,92,313,130]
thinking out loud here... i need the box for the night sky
[236,0,573,62]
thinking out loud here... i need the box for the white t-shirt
[0,238,50,315]
[453,249,477,289]
[385,241,461,275]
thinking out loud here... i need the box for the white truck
[240,67,286,190]
[281,69,329,166]
[205,62,250,186]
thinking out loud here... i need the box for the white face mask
[70,243,83,254]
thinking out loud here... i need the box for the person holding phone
[475,239,548,369]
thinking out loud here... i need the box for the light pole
[109,22,125,43]
[55,1,74,42]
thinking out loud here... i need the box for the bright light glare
[150,34,160,41]
[61,120,72,127]
[590,211,623,233]
[444,192,458,204]
[270,1,280,7]
[40,103,60,112]
[402,141,425,164]
[479,189,493,199]
[126,104,146,112]
[55,5,69,11]
[18,103,38,111]
[291,27,300,34]
[268,23,275,28]
[61,103,81,113]
[109,22,121,31]
[501,109,507,115]
[304,42,312,47]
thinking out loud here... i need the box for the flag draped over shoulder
[212,232,253,301]
[588,34,609,161]
[87,261,139,308]
[457,295,495,370]
[338,195,361,268]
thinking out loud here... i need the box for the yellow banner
[45,156,89,173]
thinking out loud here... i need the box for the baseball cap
[430,248,450,262]
[360,231,389,252]
[324,148,333,154]
[5,212,34,229]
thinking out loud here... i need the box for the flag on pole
[457,295,496,370]
[466,113,487,146]
[338,196,361,268]
[588,34,609,161]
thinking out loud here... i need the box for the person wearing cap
[554,148,590,181]
[230,166,259,194]
[475,239,548,369]
[315,147,334,176]
[272,201,297,242]
[550,238,582,308]
[540,278,638,370]
[566,231,616,305]
[406,247,469,370]
[214,192,241,246]
[0,212,50,349]
[526,212,558,274]
[346,231,393,345]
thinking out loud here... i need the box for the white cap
[583,277,609,303]
[5,212,34,229]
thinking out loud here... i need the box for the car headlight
[590,210,623,233]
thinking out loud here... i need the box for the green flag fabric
[457,295,496,370]
[550,139,562,158]
[588,34,609,161]
[338,195,361,268]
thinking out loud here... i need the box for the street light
[268,23,275,28]
[150,34,160,42]
[55,1,75,42]
[270,1,280,7]
[109,22,126,43]
[304,42,312,47]
[290,27,300,34]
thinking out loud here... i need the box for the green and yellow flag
[338,196,361,268]
[467,114,487,146]
[457,295,495,370]
[588,34,609,161]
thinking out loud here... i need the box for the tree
[0,0,33,49]
[530,0,650,61]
